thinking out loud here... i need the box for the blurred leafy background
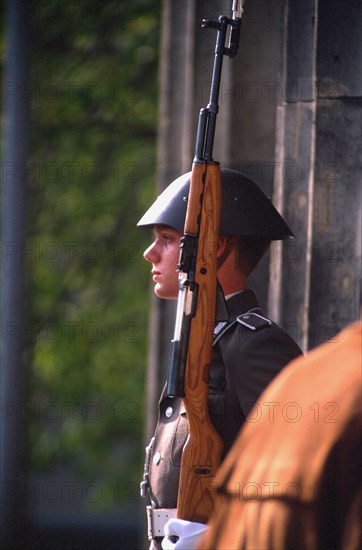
[2,0,160,519]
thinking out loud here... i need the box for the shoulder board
[236,312,272,331]
[213,310,272,345]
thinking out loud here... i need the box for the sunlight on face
[143,225,182,299]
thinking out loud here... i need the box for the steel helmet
[137,168,293,239]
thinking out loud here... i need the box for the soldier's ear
[216,235,230,258]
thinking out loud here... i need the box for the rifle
[165,1,245,524]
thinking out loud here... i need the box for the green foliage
[24,0,160,510]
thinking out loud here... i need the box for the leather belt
[146,506,177,540]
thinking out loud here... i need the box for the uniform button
[165,406,173,418]
[153,452,161,465]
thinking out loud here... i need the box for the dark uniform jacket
[143,289,303,511]
[199,321,362,550]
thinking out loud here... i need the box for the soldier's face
[143,224,181,299]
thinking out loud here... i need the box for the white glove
[161,518,208,550]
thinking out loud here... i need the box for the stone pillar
[269,0,361,349]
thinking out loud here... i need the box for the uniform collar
[225,289,259,321]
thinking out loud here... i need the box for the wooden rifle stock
[177,162,223,523]
[166,0,244,524]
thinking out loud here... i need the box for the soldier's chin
[154,284,177,300]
